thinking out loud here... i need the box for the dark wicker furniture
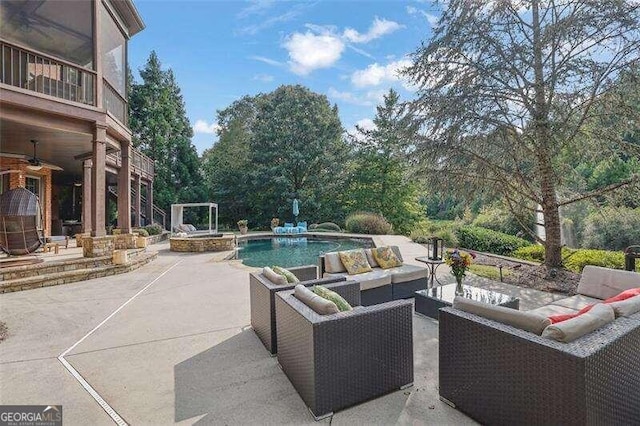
[439,307,640,426]
[249,265,347,355]
[415,283,519,320]
[275,281,414,420]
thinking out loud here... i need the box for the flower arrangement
[444,249,476,283]
[237,220,248,227]
[271,218,280,229]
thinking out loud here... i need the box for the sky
[128,0,441,154]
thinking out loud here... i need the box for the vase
[455,276,464,295]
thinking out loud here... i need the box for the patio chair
[283,222,296,234]
[275,280,414,419]
[296,221,308,233]
[0,188,45,255]
[249,265,348,355]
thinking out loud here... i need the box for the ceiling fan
[0,140,63,172]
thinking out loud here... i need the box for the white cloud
[356,118,376,132]
[237,0,276,18]
[283,32,345,75]
[253,73,274,82]
[406,6,440,27]
[327,87,373,106]
[351,59,412,88]
[193,120,220,135]
[343,17,403,44]
[249,55,284,67]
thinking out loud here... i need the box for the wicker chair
[439,307,640,426]
[249,265,347,355]
[275,281,414,420]
[0,188,45,255]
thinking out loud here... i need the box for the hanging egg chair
[0,187,45,255]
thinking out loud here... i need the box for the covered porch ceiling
[1,117,92,178]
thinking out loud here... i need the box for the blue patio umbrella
[293,198,299,219]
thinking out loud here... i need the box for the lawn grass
[468,264,512,281]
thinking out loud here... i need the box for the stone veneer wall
[170,235,235,252]
[83,236,115,258]
[113,233,137,250]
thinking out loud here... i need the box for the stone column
[82,160,92,233]
[91,123,107,237]
[117,141,132,233]
[133,174,141,227]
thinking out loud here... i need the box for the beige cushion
[542,303,615,343]
[390,245,403,262]
[342,269,393,291]
[263,267,287,285]
[389,264,429,284]
[577,265,640,300]
[529,304,578,317]
[324,252,347,273]
[551,294,602,310]
[365,249,379,268]
[294,284,339,315]
[609,295,640,318]
[453,296,551,335]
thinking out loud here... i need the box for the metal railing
[103,79,128,126]
[106,148,154,180]
[0,39,96,105]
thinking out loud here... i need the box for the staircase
[0,248,158,293]
[107,186,166,229]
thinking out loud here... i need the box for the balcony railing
[107,148,155,180]
[0,39,96,106]
[103,79,128,126]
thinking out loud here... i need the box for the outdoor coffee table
[414,283,519,320]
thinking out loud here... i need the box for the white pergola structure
[170,203,218,236]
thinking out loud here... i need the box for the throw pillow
[263,266,288,285]
[548,287,640,323]
[313,285,353,312]
[542,303,615,343]
[372,246,403,269]
[338,249,372,275]
[609,294,640,317]
[294,284,339,315]
[272,266,300,284]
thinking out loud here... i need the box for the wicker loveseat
[439,266,640,425]
[249,264,348,355]
[275,281,414,420]
[319,246,428,305]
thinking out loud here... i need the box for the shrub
[581,207,640,251]
[134,228,149,237]
[314,222,342,232]
[512,245,546,263]
[145,224,163,236]
[455,226,531,255]
[563,249,628,273]
[472,204,532,240]
[345,212,393,235]
[410,220,460,247]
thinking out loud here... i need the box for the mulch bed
[471,252,580,296]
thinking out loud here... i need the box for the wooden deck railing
[0,39,96,106]
[107,148,154,181]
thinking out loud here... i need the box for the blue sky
[128,0,440,154]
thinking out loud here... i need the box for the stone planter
[239,226,248,235]
[136,236,148,248]
[112,249,128,265]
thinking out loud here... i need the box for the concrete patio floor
[0,236,567,425]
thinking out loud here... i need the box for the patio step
[0,251,158,293]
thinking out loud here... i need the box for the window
[25,176,41,200]
[100,2,127,96]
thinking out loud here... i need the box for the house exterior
[0,0,157,246]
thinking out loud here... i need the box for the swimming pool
[236,237,372,268]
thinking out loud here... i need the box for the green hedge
[410,220,460,247]
[312,222,342,232]
[512,245,639,273]
[455,226,531,256]
[145,224,163,236]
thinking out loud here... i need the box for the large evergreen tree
[405,0,640,266]
[347,89,422,234]
[129,51,203,218]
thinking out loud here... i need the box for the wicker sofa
[439,266,640,425]
[319,246,429,305]
[275,281,414,420]
[249,264,348,355]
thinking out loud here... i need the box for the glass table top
[416,283,518,305]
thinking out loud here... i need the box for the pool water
[237,237,371,268]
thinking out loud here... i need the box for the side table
[415,257,444,289]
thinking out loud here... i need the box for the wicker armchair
[249,265,347,355]
[439,307,640,426]
[275,281,414,420]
